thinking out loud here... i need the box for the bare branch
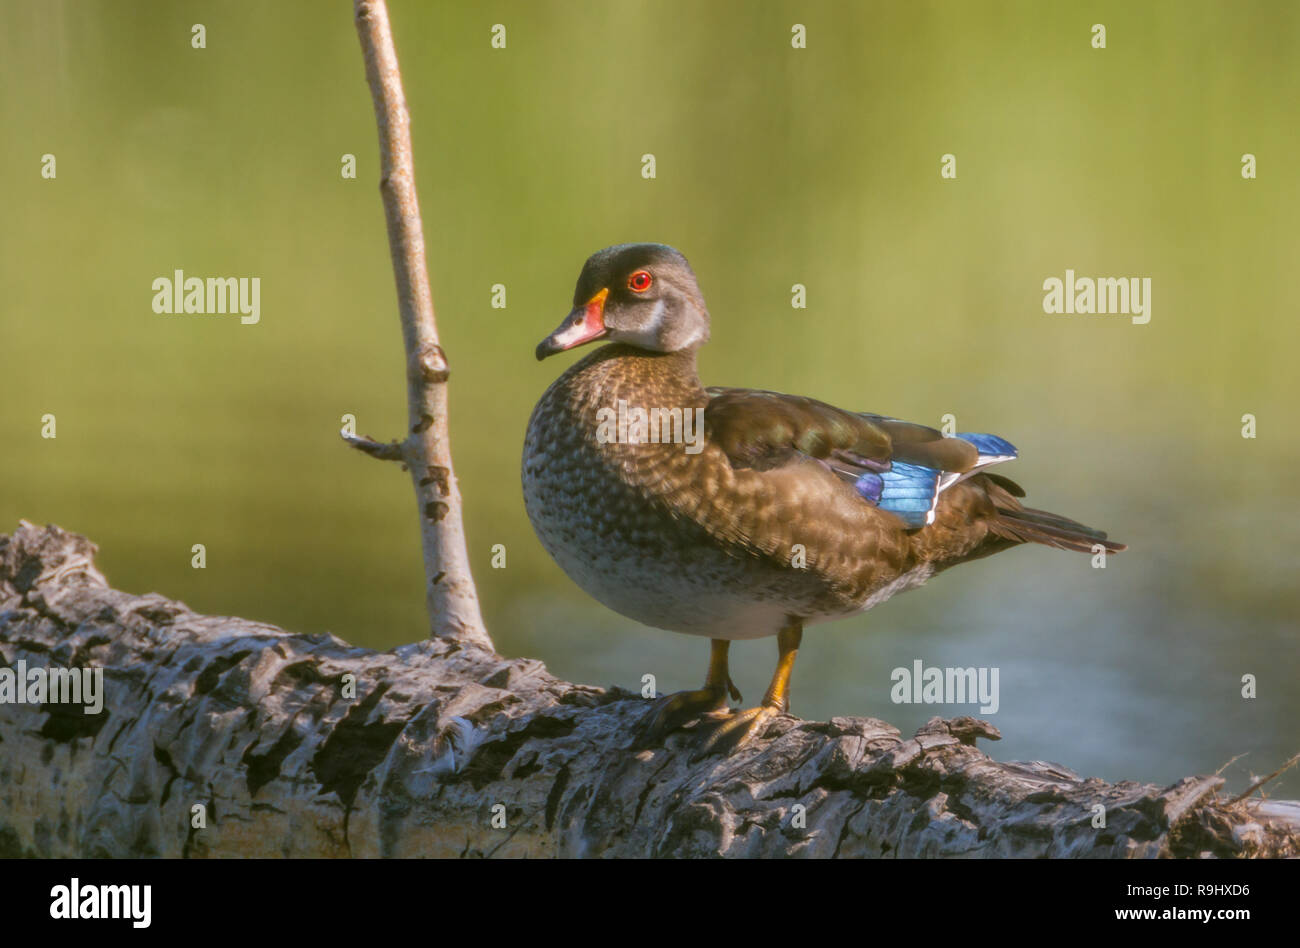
[342,430,405,462]
[351,0,492,650]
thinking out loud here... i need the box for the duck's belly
[526,520,809,639]
[523,455,870,640]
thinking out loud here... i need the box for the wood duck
[522,243,1125,756]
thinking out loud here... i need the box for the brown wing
[704,387,979,478]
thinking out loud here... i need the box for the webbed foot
[631,684,730,747]
[690,705,781,759]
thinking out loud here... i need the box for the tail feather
[989,506,1127,554]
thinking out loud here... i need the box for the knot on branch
[414,343,449,383]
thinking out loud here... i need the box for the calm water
[2,1,1296,795]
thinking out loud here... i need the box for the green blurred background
[2,1,1296,796]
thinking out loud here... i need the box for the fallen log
[1,522,1296,858]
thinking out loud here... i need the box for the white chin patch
[615,299,704,351]
[615,299,668,349]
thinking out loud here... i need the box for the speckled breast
[521,349,862,639]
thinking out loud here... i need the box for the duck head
[535,243,711,360]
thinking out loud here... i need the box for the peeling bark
[1,522,1296,858]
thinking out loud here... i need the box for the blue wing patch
[845,432,1017,528]
[877,461,941,527]
[955,432,1017,461]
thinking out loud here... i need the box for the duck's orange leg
[693,619,801,758]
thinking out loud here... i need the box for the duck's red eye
[628,270,653,292]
